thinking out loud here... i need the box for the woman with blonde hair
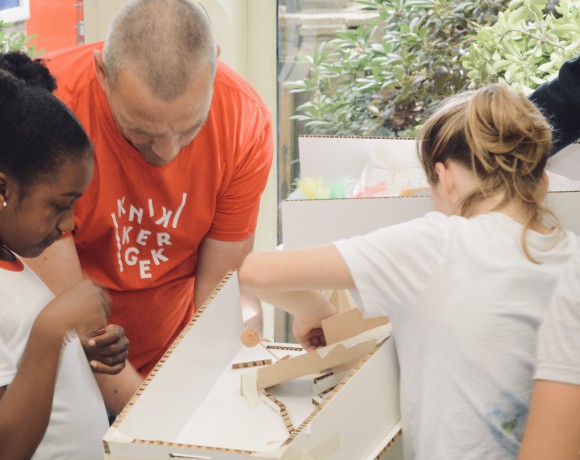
[240,83,580,459]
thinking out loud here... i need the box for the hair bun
[0,69,25,123]
[466,84,551,178]
[0,51,56,93]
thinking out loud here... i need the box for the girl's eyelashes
[54,199,77,213]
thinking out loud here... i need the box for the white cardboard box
[282,137,580,249]
[296,136,580,182]
[103,272,402,460]
[282,192,580,249]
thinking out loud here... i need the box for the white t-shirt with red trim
[0,255,108,459]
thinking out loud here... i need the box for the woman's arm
[518,380,580,460]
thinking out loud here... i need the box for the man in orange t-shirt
[27,0,273,415]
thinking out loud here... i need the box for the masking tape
[317,324,391,359]
[105,428,135,443]
[241,369,260,407]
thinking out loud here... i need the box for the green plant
[0,19,42,56]
[461,0,580,93]
[288,0,506,137]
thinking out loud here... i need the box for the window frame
[0,0,30,23]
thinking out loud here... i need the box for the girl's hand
[292,300,337,351]
[36,280,110,339]
[292,320,327,351]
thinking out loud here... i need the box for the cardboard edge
[299,135,416,141]
[106,340,394,457]
[277,337,391,450]
[104,275,400,458]
[369,423,403,460]
[105,272,237,450]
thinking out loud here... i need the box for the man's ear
[93,50,110,93]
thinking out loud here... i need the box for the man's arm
[94,366,144,417]
[195,235,263,333]
[529,54,580,156]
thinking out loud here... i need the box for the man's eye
[131,129,155,137]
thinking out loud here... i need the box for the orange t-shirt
[44,43,273,375]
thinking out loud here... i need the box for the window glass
[277,1,370,208]
[276,1,366,341]
[0,1,20,9]
[0,0,29,23]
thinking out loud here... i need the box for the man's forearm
[95,363,143,416]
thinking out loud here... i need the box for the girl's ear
[536,172,549,202]
[436,161,472,209]
[0,172,9,209]
[434,162,456,203]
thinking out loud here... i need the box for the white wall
[83,0,278,339]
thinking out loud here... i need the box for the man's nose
[151,135,181,163]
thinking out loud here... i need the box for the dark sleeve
[529,55,580,156]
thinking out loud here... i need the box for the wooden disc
[241,328,260,347]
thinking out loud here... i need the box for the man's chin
[140,151,173,166]
[135,146,178,166]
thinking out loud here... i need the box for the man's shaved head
[103,0,217,101]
